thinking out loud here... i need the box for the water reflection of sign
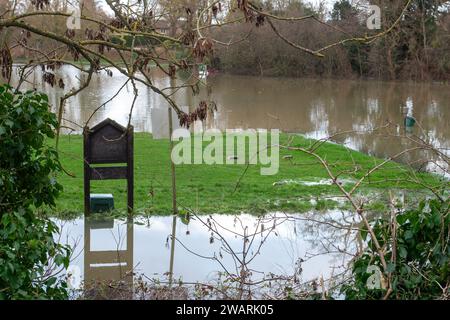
[84,217,134,298]
[83,118,133,214]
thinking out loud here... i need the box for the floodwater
[11,65,450,172]
[56,211,357,294]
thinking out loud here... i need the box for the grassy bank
[53,133,439,217]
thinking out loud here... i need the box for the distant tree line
[211,0,450,81]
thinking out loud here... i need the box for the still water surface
[57,211,355,290]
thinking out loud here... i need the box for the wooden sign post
[83,118,134,214]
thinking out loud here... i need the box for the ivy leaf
[399,246,407,259]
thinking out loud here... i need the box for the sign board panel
[87,124,128,163]
[83,118,133,214]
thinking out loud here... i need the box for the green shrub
[343,197,450,300]
[0,85,71,299]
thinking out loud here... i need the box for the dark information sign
[83,119,134,214]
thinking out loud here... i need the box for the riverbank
[50,133,441,218]
[211,70,450,86]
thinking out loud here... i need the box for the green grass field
[52,133,439,217]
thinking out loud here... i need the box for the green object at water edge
[90,193,114,213]
[179,212,190,225]
[405,116,416,128]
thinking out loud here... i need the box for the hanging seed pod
[178,101,212,128]
[42,72,56,87]
[193,38,213,61]
[85,28,94,40]
[168,64,176,78]
[31,0,50,10]
[65,29,76,39]
[255,14,265,27]
[67,45,80,61]
[212,5,219,18]
[58,79,65,89]
[179,59,189,70]
[0,45,12,81]
[181,30,195,46]
[179,112,190,128]
[237,0,255,23]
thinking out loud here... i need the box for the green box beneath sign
[90,193,114,213]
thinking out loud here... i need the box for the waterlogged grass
[52,133,439,217]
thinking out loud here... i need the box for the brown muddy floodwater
[12,65,450,173]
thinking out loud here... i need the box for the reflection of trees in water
[66,211,362,299]
[207,76,449,168]
[161,211,362,299]
[281,210,362,288]
[58,201,432,299]
[293,211,360,257]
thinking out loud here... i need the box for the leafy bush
[343,198,450,300]
[0,85,71,299]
